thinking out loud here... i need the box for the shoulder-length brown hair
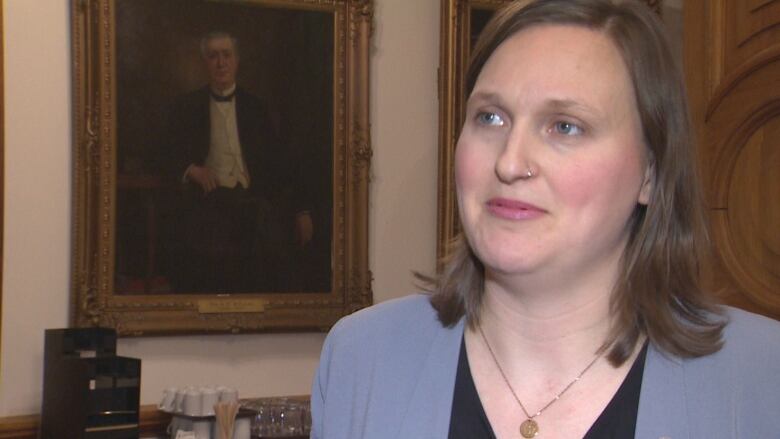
[428,0,725,366]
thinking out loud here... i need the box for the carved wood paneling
[686,0,780,319]
[748,0,776,11]
[711,115,780,313]
[735,0,780,47]
[720,0,780,79]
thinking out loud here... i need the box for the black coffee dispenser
[40,328,141,439]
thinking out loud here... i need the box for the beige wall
[0,0,439,416]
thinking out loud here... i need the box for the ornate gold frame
[71,0,373,335]
[0,0,4,363]
[437,0,508,260]
[437,0,663,260]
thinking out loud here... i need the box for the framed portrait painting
[71,0,372,335]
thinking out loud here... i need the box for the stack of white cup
[160,386,249,439]
[159,386,239,416]
[168,416,250,439]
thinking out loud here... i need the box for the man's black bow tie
[210,90,235,102]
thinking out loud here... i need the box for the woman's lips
[486,198,546,220]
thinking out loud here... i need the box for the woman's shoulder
[701,306,780,377]
[721,306,780,351]
[325,293,443,348]
[641,308,780,437]
[663,307,780,376]
[315,293,458,389]
[312,294,463,437]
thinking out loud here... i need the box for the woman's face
[455,24,653,283]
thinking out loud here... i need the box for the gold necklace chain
[477,323,603,438]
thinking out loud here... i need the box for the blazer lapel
[396,319,465,438]
[635,344,689,439]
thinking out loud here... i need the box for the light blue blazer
[311,294,780,438]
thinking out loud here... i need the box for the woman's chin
[476,248,542,278]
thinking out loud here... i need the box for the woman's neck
[476,271,616,370]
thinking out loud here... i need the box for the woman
[311,0,780,437]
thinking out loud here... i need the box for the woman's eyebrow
[542,98,602,118]
[467,91,504,107]
[468,91,601,116]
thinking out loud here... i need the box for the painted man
[166,31,312,293]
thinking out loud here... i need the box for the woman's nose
[494,128,537,183]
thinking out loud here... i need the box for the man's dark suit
[168,86,296,199]
[165,86,301,293]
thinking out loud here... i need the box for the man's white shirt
[204,84,250,189]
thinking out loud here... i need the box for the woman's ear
[638,157,655,206]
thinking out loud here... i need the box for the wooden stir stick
[214,401,240,439]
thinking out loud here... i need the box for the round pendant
[519,419,539,438]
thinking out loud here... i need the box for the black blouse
[448,337,648,439]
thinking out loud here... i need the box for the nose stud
[520,168,535,179]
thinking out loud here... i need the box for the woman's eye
[552,121,583,136]
[476,112,505,127]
